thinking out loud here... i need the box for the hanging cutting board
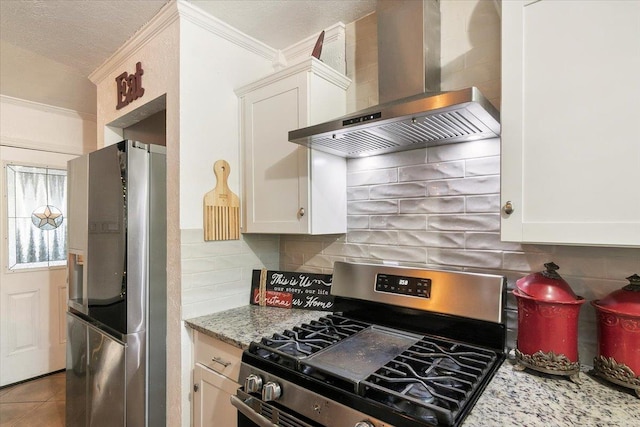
[203,160,240,241]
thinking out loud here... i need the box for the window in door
[5,164,67,270]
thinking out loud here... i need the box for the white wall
[0,40,97,115]
[0,96,96,155]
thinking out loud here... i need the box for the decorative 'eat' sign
[115,62,145,110]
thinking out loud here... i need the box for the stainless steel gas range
[232,261,507,427]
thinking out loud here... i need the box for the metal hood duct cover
[289,0,501,158]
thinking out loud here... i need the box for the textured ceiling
[0,0,376,77]
[0,0,169,77]
[0,0,375,114]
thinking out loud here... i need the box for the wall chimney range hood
[289,0,501,158]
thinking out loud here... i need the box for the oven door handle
[230,395,278,427]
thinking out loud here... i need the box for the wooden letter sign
[116,62,145,110]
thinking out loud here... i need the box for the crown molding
[89,0,279,85]
[281,22,346,64]
[89,1,181,84]
[178,0,277,61]
[0,136,87,156]
[235,57,351,97]
[0,95,97,122]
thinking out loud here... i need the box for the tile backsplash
[279,0,640,366]
[279,138,640,365]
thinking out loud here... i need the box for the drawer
[194,331,243,381]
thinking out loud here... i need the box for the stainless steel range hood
[289,0,501,158]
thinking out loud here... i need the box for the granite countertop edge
[185,305,640,427]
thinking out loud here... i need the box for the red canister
[592,274,640,397]
[513,262,585,382]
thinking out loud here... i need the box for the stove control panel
[262,381,282,401]
[375,273,431,298]
[244,374,263,394]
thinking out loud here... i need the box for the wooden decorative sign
[116,62,145,110]
[250,269,334,311]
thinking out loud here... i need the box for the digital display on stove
[375,273,431,298]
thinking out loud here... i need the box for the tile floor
[0,371,65,427]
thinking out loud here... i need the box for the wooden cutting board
[203,160,240,241]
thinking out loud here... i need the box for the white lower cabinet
[193,364,239,427]
[192,331,242,427]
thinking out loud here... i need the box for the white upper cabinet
[501,0,640,247]
[237,58,350,234]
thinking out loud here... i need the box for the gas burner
[250,314,369,366]
[236,262,507,427]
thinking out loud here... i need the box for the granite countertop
[185,305,640,427]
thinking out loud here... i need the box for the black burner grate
[248,314,369,368]
[360,336,498,425]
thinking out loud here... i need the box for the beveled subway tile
[182,267,242,289]
[347,168,397,186]
[369,215,427,230]
[466,195,500,213]
[465,232,523,251]
[399,161,464,181]
[429,138,500,162]
[369,182,427,199]
[397,231,465,248]
[400,197,465,214]
[347,186,370,201]
[428,214,500,232]
[348,148,427,172]
[428,248,503,269]
[465,156,500,176]
[427,176,500,196]
[347,230,398,245]
[369,245,427,264]
[347,215,369,229]
[322,242,369,258]
[347,200,398,215]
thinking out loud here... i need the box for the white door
[0,145,76,386]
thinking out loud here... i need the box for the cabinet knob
[193,384,199,392]
[298,207,305,217]
[503,201,514,215]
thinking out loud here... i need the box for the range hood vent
[289,0,500,158]
[289,87,499,158]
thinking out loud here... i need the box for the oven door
[232,388,319,427]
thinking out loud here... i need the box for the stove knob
[261,381,282,401]
[354,422,375,427]
[244,374,263,393]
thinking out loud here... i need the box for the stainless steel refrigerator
[66,140,166,426]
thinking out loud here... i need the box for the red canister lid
[516,262,581,303]
[592,274,640,316]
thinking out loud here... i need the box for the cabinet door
[242,73,309,234]
[193,364,239,427]
[501,0,640,246]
